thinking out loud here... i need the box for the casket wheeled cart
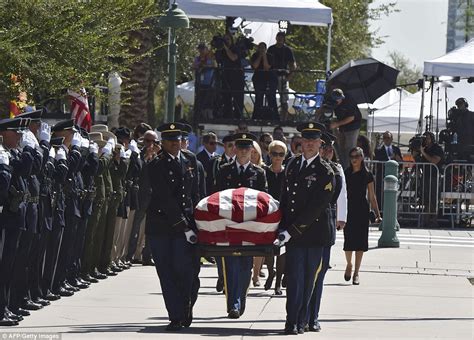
[195,187,282,257]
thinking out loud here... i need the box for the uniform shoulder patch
[324,181,333,191]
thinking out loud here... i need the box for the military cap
[16,109,43,121]
[180,123,193,140]
[89,132,107,148]
[222,134,235,143]
[50,136,65,147]
[156,122,183,141]
[90,124,108,133]
[296,122,325,139]
[233,132,257,148]
[321,131,336,146]
[0,117,26,131]
[115,127,131,140]
[51,119,78,133]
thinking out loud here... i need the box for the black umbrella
[327,58,399,104]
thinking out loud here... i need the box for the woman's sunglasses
[350,154,362,159]
[270,151,286,157]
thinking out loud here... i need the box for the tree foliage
[387,51,422,93]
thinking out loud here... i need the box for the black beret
[115,127,131,140]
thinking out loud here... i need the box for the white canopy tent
[179,0,334,72]
[358,88,411,120]
[424,38,474,77]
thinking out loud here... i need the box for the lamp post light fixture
[158,1,189,123]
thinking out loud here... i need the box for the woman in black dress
[263,140,287,294]
[343,147,381,285]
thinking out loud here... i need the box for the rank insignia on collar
[324,182,333,191]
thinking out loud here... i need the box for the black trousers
[70,215,90,279]
[10,229,34,310]
[53,212,79,289]
[42,223,63,293]
[27,232,45,299]
[0,228,21,312]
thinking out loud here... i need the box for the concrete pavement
[2,228,473,339]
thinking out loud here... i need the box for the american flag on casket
[194,187,282,246]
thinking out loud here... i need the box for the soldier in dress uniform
[307,132,347,332]
[209,134,235,292]
[0,117,32,326]
[215,132,267,319]
[146,122,200,331]
[273,122,334,335]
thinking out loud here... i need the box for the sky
[369,0,449,69]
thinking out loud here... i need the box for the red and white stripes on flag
[194,187,281,246]
[68,88,92,132]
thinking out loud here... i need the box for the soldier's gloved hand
[0,151,10,166]
[19,131,37,149]
[81,137,90,149]
[119,146,126,158]
[273,230,291,247]
[107,138,116,149]
[184,229,198,244]
[128,139,139,154]
[71,132,82,147]
[39,122,51,142]
[89,142,99,155]
[55,147,67,161]
[123,149,132,159]
[48,146,56,159]
[101,142,113,156]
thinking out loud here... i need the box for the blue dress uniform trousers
[149,234,197,322]
[222,256,252,313]
[285,246,323,328]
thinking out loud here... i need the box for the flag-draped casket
[194,187,281,246]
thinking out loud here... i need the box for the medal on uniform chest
[305,175,317,187]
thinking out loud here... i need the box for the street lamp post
[158,1,189,123]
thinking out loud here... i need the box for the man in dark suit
[274,122,334,335]
[196,132,219,194]
[374,131,402,205]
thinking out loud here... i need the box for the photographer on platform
[214,33,245,119]
[318,88,362,168]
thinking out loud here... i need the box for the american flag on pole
[68,88,92,132]
[194,187,281,246]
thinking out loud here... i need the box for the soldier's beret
[16,109,43,121]
[157,122,183,141]
[90,124,108,133]
[115,127,131,140]
[233,132,257,148]
[180,123,193,140]
[0,117,27,131]
[296,122,325,140]
[51,119,78,133]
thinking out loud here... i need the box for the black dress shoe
[0,315,18,326]
[63,281,79,292]
[308,321,321,332]
[82,274,99,283]
[32,297,51,306]
[264,271,275,291]
[106,268,118,276]
[283,323,298,335]
[215,278,224,292]
[43,290,61,301]
[165,321,182,331]
[77,278,91,286]
[22,299,43,310]
[110,264,123,273]
[5,308,23,322]
[11,308,30,317]
[297,327,305,334]
[55,287,74,297]
[69,278,89,289]
[274,287,283,295]
[228,309,240,319]
[92,269,107,280]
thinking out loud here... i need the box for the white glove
[56,147,67,161]
[71,132,82,147]
[107,137,116,149]
[124,149,132,159]
[48,147,56,159]
[102,142,112,156]
[81,137,90,149]
[89,142,99,155]
[20,131,37,149]
[119,146,126,158]
[39,122,51,142]
[128,139,139,154]
[0,151,10,166]
[273,230,291,247]
[184,229,198,244]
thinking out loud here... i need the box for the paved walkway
[2,228,473,339]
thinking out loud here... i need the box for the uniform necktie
[300,159,308,170]
[239,165,245,175]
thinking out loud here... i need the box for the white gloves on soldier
[20,131,38,149]
[55,147,67,161]
[39,122,51,142]
[48,147,56,159]
[101,141,113,156]
[71,132,82,147]
[0,151,10,166]
[184,229,198,244]
[89,142,99,155]
[128,139,139,154]
[107,137,116,149]
[273,230,291,247]
[81,137,90,149]
[119,146,126,158]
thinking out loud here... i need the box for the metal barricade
[441,163,473,228]
[366,160,441,227]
